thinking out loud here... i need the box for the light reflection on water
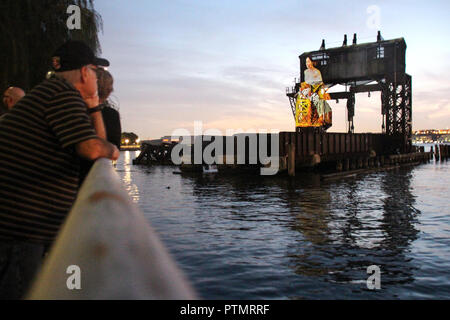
[115,150,450,299]
[118,150,140,203]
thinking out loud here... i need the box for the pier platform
[133,131,448,177]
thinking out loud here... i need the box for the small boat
[202,164,218,173]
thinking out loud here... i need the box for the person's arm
[89,108,107,139]
[46,90,117,160]
[79,96,117,160]
[84,95,107,140]
[76,137,119,161]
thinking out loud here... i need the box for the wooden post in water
[350,158,356,170]
[288,142,296,177]
[336,160,343,172]
[344,158,350,171]
[363,157,369,168]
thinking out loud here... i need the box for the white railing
[27,158,197,299]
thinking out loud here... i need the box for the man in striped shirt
[0,41,119,299]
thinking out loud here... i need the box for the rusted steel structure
[286,32,412,153]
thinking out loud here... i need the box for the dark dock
[133,140,177,165]
[132,131,445,178]
[278,130,436,177]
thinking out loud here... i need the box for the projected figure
[295,57,332,128]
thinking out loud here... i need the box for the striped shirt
[0,77,98,244]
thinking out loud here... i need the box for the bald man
[2,87,25,110]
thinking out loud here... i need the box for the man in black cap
[0,40,119,299]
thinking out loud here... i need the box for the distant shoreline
[120,145,140,151]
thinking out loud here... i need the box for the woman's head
[96,68,114,103]
[305,56,315,69]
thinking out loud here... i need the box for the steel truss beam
[382,74,412,152]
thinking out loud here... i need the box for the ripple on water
[115,151,450,299]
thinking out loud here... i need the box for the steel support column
[347,93,355,133]
[381,74,412,152]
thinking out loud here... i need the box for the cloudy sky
[94,0,450,139]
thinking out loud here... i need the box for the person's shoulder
[47,79,85,106]
[47,77,79,94]
[28,78,78,101]
[102,105,120,115]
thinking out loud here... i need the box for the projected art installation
[295,56,332,129]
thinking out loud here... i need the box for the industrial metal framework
[287,32,412,152]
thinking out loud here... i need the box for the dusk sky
[95,0,450,139]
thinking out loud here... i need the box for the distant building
[413,129,450,143]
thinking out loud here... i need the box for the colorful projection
[295,57,332,128]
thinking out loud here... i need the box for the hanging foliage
[0,0,102,111]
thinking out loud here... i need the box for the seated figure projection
[295,56,332,129]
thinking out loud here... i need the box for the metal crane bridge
[286,32,412,153]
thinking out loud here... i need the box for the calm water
[115,148,449,299]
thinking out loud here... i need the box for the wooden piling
[336,160,343,172]
[442,144,448,160]
[288,143,295,176]
[350,159,356,170]
[344,158,350,171]
[363,157,369,168]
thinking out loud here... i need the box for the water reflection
[284,170,420,295]
[117,151,141,203]
[378,170,420,287]
[380,170,420,248]
[117,151,447,299]
[184,167,422,298]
